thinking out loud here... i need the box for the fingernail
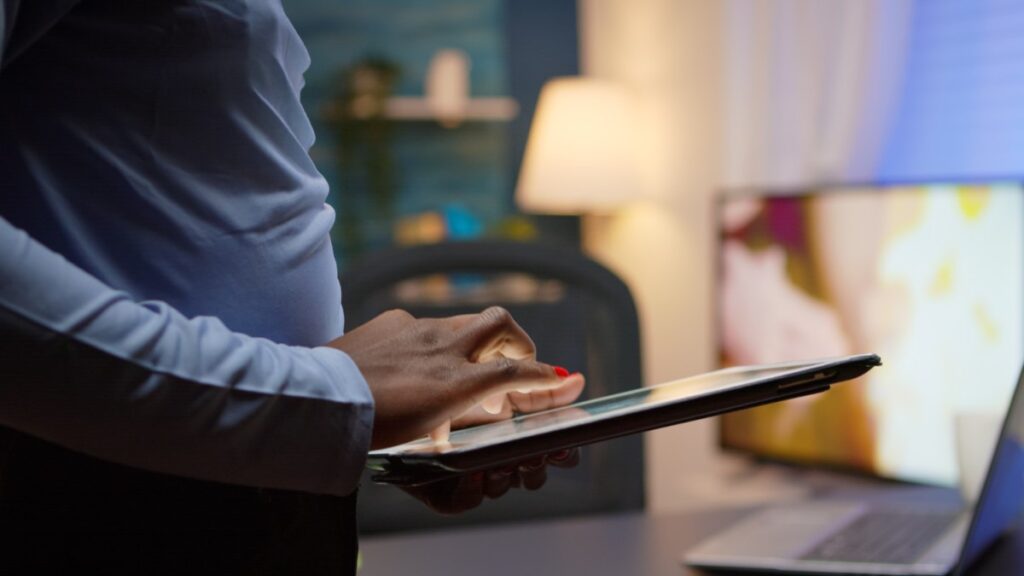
[553,366,569,378]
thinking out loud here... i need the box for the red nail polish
[553,366,569,378]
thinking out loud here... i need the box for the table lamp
[516,77,641,214]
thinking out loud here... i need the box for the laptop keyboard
[801,509,959,564]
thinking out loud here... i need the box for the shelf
[384,97,518,122]
[321,97,518,125]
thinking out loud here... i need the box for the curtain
[721,0,914,188]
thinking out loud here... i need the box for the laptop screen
[958,365,1024,570]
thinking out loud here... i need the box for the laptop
[684,364,1024,575]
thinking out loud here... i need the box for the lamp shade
[516,77,640,214]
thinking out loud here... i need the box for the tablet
[366,354,881,485]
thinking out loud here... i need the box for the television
[716,183,1024,485]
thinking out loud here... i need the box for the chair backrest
[340,240,645,533]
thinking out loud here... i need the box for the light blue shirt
[0,0,374,496]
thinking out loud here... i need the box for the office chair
[340,240,645,533]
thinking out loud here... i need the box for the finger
[464,358,566,403]
[506,465,523,489]
[451,400,514,429]
[451,374,585,429]
[507,375,585,414]
[457,306,536,361]
[480,393,506,415]
[517,458,548,491]
[402,476,459,514]
[483,467,514,499]
[429,419,451,444]
[444,313,485,331]
[449,472,485,513]
[452,373,584,427]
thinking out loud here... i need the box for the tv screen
[716,183,1024,485]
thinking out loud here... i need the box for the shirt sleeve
[0,216,374,496]
[1,0,82,68]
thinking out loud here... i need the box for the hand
[450,377,585,429]
[398,403,591,514]
[327,306,586,449]
[399,449,581,515]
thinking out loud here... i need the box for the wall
[578,0,731,514]
[284,0,511,263]
[579,0,1024,514]
[878,0,1024,181]
[283,0,580,266]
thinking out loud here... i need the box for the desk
[361,506,1024,576]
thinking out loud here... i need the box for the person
[0,1,584,573]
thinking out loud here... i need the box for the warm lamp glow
[516,77,641,214]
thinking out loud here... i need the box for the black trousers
[0,427,359,575]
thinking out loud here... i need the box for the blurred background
[282,0,1024,518]
[285,0,582,265]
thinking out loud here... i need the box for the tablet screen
[378,361,819,456]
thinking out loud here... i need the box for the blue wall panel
[879,0,1024,181]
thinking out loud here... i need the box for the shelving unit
[383,96,518,122]
[322,97,518,125]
